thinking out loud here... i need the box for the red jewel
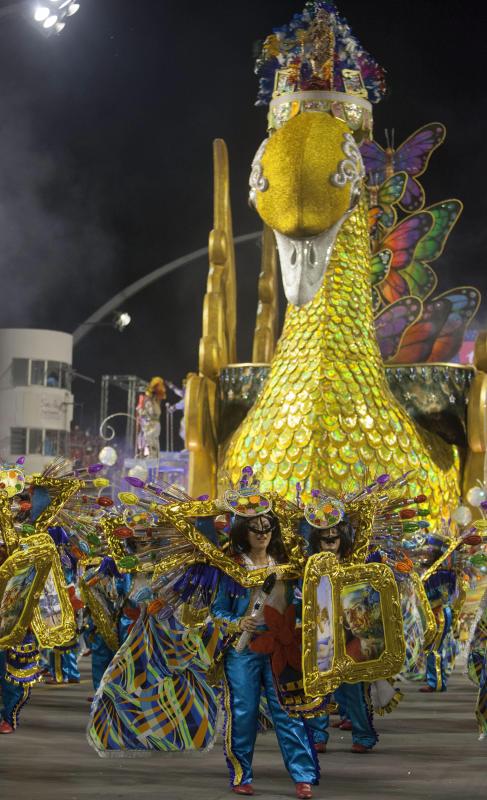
[463,534,482,546]
[97,496,114,507]
[113,526,133,539]
[399,509,416,519]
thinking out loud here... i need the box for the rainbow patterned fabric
[88,612,223,755]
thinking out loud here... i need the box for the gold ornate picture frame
[302,552,406,698]
[31,549,77,648]
[410,571,436,648]
[0,533,55,648]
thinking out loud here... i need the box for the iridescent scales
[223,197,460,522]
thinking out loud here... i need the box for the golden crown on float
[255,1,386,139]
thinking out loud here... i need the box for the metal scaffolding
[99,374,147,454]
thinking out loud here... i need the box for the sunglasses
[248,526,272,535]
[320,534,340,544]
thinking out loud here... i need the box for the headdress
[223,466,272,518]
[304,490,345,529]
[0,459,25,498]
[255,1,386,137]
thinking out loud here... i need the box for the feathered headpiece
[255,1,386,135]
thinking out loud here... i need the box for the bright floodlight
[31,0,82,36]
[34,6,50,21]
[113,312,131,332]
[43,14,58,28]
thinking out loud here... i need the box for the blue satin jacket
[211,575,297,636]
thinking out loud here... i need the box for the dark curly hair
[229,512,287,564]
[309,518,355,559]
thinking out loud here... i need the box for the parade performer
[0,535,41,733]
[467,588,487,740]
[421,540,457,693]
[211,511,318,798]
[0,633,41,734]
[136,376,166,458]
[42,525,81,685]
[304,514,378,754]
[81,558,134,694]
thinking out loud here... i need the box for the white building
[0,329,74,473]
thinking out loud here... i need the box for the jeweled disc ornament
[223,466,272,517]
[304,491,345,529]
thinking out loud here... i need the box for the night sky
[0,0,486,430]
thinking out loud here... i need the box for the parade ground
[1,663,485,800]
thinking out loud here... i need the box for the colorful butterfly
[388,288,480,364]
[360,122,446,212]
[397,199,462,301]
[367,171,408,233]
[374,212,433,306]
[374,297,423,361]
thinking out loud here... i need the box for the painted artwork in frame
[0,534,54,648]
[302,552,406,698]
[31,550,77,648]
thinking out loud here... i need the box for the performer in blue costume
[421,538,456,693]
[211,511,318,799]
[304,518,378,754]
[42,526,81,684]
[467,589,487,740]
[83,558,134,694]
[0,632,40,734]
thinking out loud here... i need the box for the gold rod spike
[252,224,279,364]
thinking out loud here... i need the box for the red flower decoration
[250,604,302,678]
[67,585,84,612]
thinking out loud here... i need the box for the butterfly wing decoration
[371,288,382,314]
[394,123,446,212]
[427,288,480,362]
[371,249,392,313]
[368,205,383,237]
[360,139,387,186]
[375,212,433,305]
[399,199,463,301]
[399,175,425,214]
[361,123,446,214]
[371,249,392,287]
[374,297,423,361]
[376,171,408,229]
[389,288,480,364]
[387,296,451,363]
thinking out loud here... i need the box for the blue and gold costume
[0,633,40,731]
[211,570,319,788]
[467,592,487,738]
[83,565,133,692]
[424,569,456,692]
[307,682,378,750]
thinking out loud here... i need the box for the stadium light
[32,1,81,36]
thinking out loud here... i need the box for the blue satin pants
[91,634,115,692]
[307,682,378,749]
[426,606,452,691]
[0,651,31,729]
[49,650,80,683]
[222,647,318,786]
